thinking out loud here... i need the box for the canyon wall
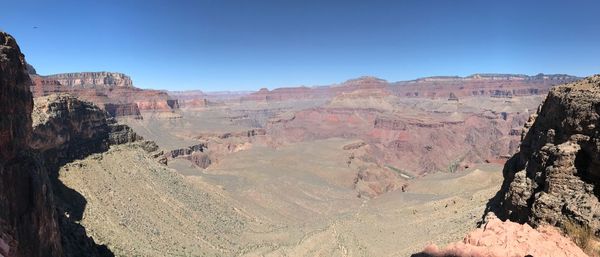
[0,32,167,257]
[0,31,63,257]
[30,72,179,118]
[235,74,579,103]
[490,75,600,234]
[416,75,600,256]
[44,72,133,88]
[392,73,579,99]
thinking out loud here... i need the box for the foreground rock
[0,31,63,257]
[490,75,600,235]
[414,213,588,257]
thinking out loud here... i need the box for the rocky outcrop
[103,103,142,119]
[31,94,165,166]
[166,143,207,159]
[28,94,167,256]
[413,213,588,257]
[490,75,600,236]
[374,117,407,130]
[0,31,63,257]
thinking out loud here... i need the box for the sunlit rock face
[490,75,600,235]
[414,213,588,257]
[30,71,179,118]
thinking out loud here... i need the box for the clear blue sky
[2,0,600,91]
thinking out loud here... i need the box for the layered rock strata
[30,72,179,118]
[491,75,600,235]
[31,94,167,166]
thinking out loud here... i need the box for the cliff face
[491,75,600,234]
[30,72,178,117]
[237,74,579,103]
[29,94,165,256]
[392,74,580,99]
[0,31,63,257]
[31,94,140,164]
[0,32,167,257]
[415,76,600,257]
[44,72,133,88]
[30,94,165,166]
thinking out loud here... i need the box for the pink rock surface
[416,214,588,257]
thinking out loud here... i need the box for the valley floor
[59,139,503,256]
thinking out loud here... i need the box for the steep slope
[415,76,600,256]
[57,144,253,256]
[29,94,168,257]
[0,31,63,257]
[491,75,600,235]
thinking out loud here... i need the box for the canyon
[30,71,179,118]
[1,29,598,257]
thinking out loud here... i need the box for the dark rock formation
[166,143,207,159]
[25,62,37,75]
[489,75,600,236]
[0,31,63,257]
[0,31,167,257]
[31,94,166,166]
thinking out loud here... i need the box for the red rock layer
[237,75,578,103]
[30,72,179,117]
[414,214,587,257]
[267,107,524,176]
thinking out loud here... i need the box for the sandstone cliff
[490,75,600,236]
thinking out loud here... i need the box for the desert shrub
[563,220,600,256]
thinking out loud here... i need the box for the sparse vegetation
[563,220,600,256]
